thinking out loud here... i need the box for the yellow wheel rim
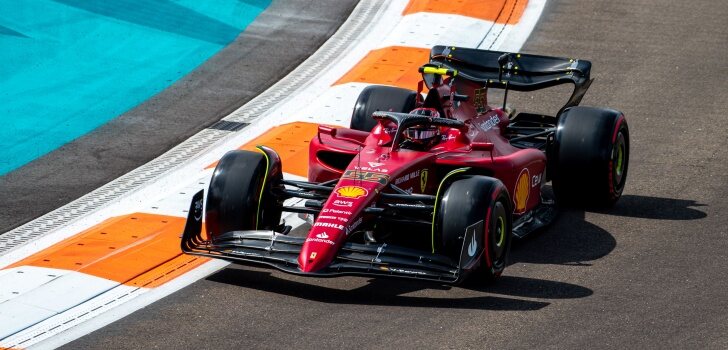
[495,216,505,247]
[616,142,624,176]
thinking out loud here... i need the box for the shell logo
[335,186,368,199]
[513,168,530,214]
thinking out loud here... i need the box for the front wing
[181,190,479,283]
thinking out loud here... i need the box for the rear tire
[350,85,418,132]
[435,176,512,284]
[550,106,629,207]
[205,150,283,239]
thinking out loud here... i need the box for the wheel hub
[613,132,626,185]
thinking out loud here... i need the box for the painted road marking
[206,122,321,177]
[334,46,431,88]
[7,213,208,286]
[403,0,527,23]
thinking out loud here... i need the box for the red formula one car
[181,46,629,284]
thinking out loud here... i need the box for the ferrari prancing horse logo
[420,169,428,192]
[474,87,487,115]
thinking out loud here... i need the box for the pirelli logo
[341,170,389,185]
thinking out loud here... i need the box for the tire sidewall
[551,106,630,207]
[482,190,512,277]
[351,85,418,132]
[436,176,512,282]
[205,150,281,239]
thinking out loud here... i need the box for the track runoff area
[0,0,546,348]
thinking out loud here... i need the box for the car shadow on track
[511,194,707,266]
[206,266,591,311]
[510,208,616,266]
[206,194,705,311]
[598,195,707,221]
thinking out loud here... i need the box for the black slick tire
[350,85,418,132]
[550,106,630,207]
[204,150,282,239]
[435,175,512,284]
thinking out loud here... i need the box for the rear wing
[427,45,593,110]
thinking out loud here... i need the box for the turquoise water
[0,0,270,175]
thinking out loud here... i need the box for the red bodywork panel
[302,80,546,272]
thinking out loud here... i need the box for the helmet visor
[404,126,439,141]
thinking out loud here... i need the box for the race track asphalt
[67,0,728,348]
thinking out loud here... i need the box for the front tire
[205,150,283,239]
[550,106,630,207]
[435,175,512,284]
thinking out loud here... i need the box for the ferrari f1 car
[181,46,629,284]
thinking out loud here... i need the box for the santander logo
[306,232,335,246]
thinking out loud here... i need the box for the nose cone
[298,229,341,273]
[298,243,326,273]
[298,182,379,273]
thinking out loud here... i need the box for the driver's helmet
[403,108,441,148]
